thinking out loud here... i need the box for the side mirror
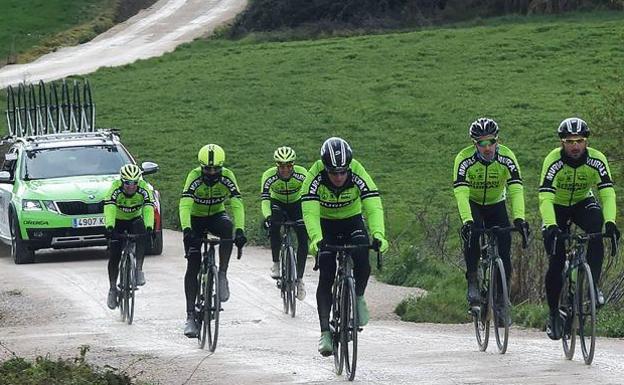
[0,171,12,183]
[141,161,159,175]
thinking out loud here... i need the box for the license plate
[72,217,105,228]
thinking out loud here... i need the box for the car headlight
[22,200,43,211]
[43,200,59,213]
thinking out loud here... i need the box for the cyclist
[452,118,528,325]
[260,146,309,299]
[301,137,388,356]
[539,117,619,340]
[104,164,155,310]
[180,144,247,338]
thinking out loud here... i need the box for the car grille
[56,201,104,215]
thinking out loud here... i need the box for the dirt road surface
[0,230,623,384]
[0,0,247,88]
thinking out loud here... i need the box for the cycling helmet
[120,164,142,182]
[469,118,499,140]
[198,144,225,167]
[274,146,296,163]
[321,137,352,172]
[558,117,589,138]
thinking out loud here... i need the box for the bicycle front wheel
[287,246,297,318]
[342,277,358,381]
[577,262,596,365]
[473,265,490,352]
[331,280,344,374]
[491,258,509,354]
[126,256,136,325]
[118,256,127,322]
[280,246,289,314]
[560,266,576,360]
[206,265,220,352]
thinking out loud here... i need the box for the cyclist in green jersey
[453,118,529,325]
[104,164,155,309]
[539,117,620,340]
[260,146,309,299]
[180,144,247,338]
[301,137,388,356]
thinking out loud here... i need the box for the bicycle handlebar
[313,243,383,272]
[470,226,528,249]
[197,235,244,259]
[556,232,618,257]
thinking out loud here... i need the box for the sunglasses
[123,180,138,186]
[327,169,348,176]
[561,138,587,145]
[202,166,222,173]
[475,138,498,147]
[276,162,294,167]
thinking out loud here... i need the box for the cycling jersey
[260,165,307,218]
[301,159,385,242]
[104,179,154,228]
[179,167,244,231]
[453,144,525,224]
[539,147,616,227]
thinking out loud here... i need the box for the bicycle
[314,242,382,381]
[471,226,527,354]
[115,231,142,325]
[193,234,243,351]
[273,219,299,317]
[557,231,617,365]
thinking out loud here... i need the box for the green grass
[0,0,117,64]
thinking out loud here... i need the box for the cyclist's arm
[593,151,616,224]
[103,182,119,228]
[141,183,155,229]
[179,171,197,230]
[260,169,273,219]
[503,149,525,220]
[352,161,385,239]
[538,152,559,227]
[223,171,245,231]
[301,166,322,243]
[453,152,473,224]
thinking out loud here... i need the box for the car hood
[19,175,118,201]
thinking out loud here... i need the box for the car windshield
[23,145,132,179]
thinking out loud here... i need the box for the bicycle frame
[273,220,298,317]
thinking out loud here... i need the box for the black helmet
[469,118,499,140]
[321,137,352,172]
[557,117,589,138]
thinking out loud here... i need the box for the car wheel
[10,212,35,264]
[146,229,163,256]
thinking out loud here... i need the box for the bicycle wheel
[60,79,71,131]
[6,85,17,136]
[126,254,137,325]
[491,258,509,354]
[118,255,127,322]
[560,266,576,360]
[48,82,60,133]
[72,80,82,131]
[473,264,490,352]
[83,79,95,131]
[342,277,358,381]
[27,83,37,136]
[17,83,28,137]
[577,263,596,365]
[207,265,220,352]
[280,246,289,314]
[38,80,48,134]
[287,245,297,318]
[331,280,344,374]
[197,267,208,349]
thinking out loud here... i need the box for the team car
[1,79,162,264]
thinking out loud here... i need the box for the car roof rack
[5,79,98,138]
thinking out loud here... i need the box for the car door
[0,147,18,241]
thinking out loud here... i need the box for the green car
[0,131,163,264]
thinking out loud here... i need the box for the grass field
[0,0,116,64]
[3,11,624,330]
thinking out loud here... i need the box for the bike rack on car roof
[5,79,96,138]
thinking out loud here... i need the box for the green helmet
[120,164,142,182]
[198,144,225,167]
[274,146,296,163]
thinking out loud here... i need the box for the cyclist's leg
[130,218,147,271]
[573,198,604,286]
[207,212,234,273]
[465,202,485,305]
[484,201,512,295]
[287,201,309,279]
[544,205,571,312]
[345,215,371,296]
[317,218,338,332]
[184,216,207,314]
[269,201,285,264]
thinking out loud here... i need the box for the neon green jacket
[104,179,155,229]
[453,144,525,224]
[301,159,385,242]
[179,167,244,231]
[539,147,616,226]
[260,165,307,218]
